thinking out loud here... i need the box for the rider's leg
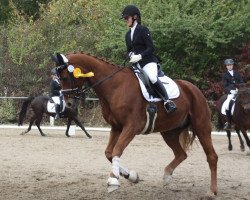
[223,94,234,130]
[224,109,232,130]
[143,63,176,113]
[55,104,60,119]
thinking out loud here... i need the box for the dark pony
[18,96,91,138]
[216,82,250,151]
[55,52,218,196]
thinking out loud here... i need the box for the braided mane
[66,51,122,67]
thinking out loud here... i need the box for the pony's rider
[222,58,244,130]
[50,68,63,119]
[121,5,177,114]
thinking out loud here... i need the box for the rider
[50,68,63,119]
[120,5,177,114]
[222,58,244,130]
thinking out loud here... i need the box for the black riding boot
[224,110,232,130]
[152,80,177,113]
[55,104,60,119]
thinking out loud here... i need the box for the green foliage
[0,0,249,98]
[0,99,16,123]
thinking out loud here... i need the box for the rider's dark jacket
[222,70,244,94]
[50,79,61,96]
[125,24,158,67]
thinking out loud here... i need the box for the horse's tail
[18,97,35,126]
[179,128,196,152]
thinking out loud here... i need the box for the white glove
[129,54,142,63]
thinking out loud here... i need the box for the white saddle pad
[135,74,180,102]
[47,97,66,113]
[221,100,235,115]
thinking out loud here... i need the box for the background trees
[0,0,249,98]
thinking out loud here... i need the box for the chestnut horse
[54,52,218,196]
[216,83,250,151]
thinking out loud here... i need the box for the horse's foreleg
[226,130,233,151]
[35,116,46,136]
[107,127,137,192]
[235,129,245,152]
[105,127,121,162]
[160,131,187,185]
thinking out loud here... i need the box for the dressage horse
[54,52,218,196]
[18,96,91,138]
[216,83,250,151]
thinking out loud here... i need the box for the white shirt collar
[130,21,138,40]
[228,70,234,76]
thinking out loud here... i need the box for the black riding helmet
[121,5,141,23]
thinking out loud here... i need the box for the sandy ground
[0,127,249,200]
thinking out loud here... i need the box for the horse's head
[237,84,250,113]
[51,53,94,104]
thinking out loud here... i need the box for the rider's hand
[129,54,142,63]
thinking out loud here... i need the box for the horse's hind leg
[20,116,35,135]
[65,118,71,137]
[35,116,46,136]
[160,130,187,185]
[226,130,233,151]
[72,117,92,138]
[193,125,218,195]
[235,129,245,152]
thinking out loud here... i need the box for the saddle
[47,96,66,113]
[221,96,237,116]
[131,65,180,102]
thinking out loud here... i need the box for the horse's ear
[51,54,59,65]
[56,53,65,65]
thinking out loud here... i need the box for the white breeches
[140,62,158,84]
[224,90,237,111]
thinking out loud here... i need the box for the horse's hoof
[41,134,47,137]
[163,174,172,186]
[240,146,245,152]
[246,150,250,156]
[107,177,120,193]
[228,145,233,151]
[199,191,216,200]
[128,170,139,183]
[66,134,71,137]
[20,132,25,135]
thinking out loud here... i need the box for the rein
[59,58,129,97]
[80,66,126,94]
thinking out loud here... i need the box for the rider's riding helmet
[224,58,234,65]
[121,5,141,23]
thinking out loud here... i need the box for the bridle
[56,59,128,99]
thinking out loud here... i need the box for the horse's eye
[60,77,68,81]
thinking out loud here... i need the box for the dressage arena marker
[0,125,249,136]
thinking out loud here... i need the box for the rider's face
[124,16,133,27]
[226,64,233,71]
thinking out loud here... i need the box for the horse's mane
[66,51,123,68]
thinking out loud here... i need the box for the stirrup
[164,100,177,114]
